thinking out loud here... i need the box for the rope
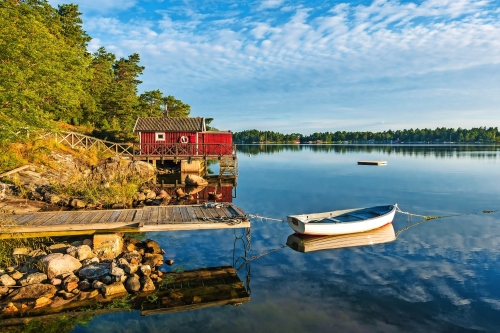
[248,214,285,222]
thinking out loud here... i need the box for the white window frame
[155,132,165,141]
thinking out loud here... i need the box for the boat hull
[287,205,396,236]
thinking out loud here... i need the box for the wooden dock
[0,203,249,235]
[357,160,387,166]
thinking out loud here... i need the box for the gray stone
[18,272,48,286]
[70,240,83,247]
[125,274,141,293]
[9,283,57,302]
[101,275,113,285]
[83,239,93,247]
[78,280,91,291]
[92,280,104,290]
[78,263,110,280]
[50,278,62,286]
[41,253,82,279]
[0,274,16,287]
[75,245,92,260]
[123,263,138,275]
[110,266,125,277]
[122,252,142,264]
[81,257,99,266]
[117,258,129,267]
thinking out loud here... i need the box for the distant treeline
[234,127,500,144]
[236,144,500,157]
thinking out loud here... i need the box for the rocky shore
[0,233,172,315]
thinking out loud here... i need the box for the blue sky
[49,0,500,134]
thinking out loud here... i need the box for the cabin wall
[140,131,197,154]
[199,132,233,155]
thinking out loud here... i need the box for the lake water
[74,144,500,333]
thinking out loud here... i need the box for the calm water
[75,145,500,333]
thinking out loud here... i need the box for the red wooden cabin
[133,117,233,157]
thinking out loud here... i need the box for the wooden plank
[12,214,37,225]
[97,211,114,224]
[50,212,77,226]
[22,213,54,226]
[84,212,103,224]
[123,210,136,222]
[58,212,80,225]
[150,207,159,223]
[172,207,182,223]
[159,207,167,221]
[192,207,205,221]
[133,210,144,225]
[141,208,153,224]
[140,221,250,231]
[40,213,69,226]
[179,207,191,222]
[69,212,90,224]
[107,211,123,223]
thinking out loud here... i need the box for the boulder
[110,266,125,277]
[75,245,92,260]
[122,252,142,264]
[78,280,91,291]
[145,190,157,200]
[41,253,82,279]
[44,192,60,204]
[133,192,146,202]
[81,257,100,266]
[0,286,10,295]
[18,272,48,286]
[143,253,164,267]
[92,280,104,290]
[103,282,127,297]
[140,276,155,292]
[78,263,110,280]
[70,199,86,209]
[145,240,161,254]
[93,234,123,260]
[123,263,138,275]
[83,239,93,247]
[9,271,23,280]
[0,274,17,287]
[125,275,141,293]
[34,296,52,309]
[101,275,113,285]
[9,284,57,302]
[50,278,62,286]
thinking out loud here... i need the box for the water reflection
[286,223,396,253]
[237,144,500,158]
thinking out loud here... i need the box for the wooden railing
[55,132,236,160]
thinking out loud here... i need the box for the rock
[156,190,171,200]
[9,271,23,280]
[70,199,86,209]
[6,267,15,273]
[9,284,57,302]
[43,192,60,204]
[185,174,208,186]
[92,280,104,290]
[41,253,82,279]
[0,274,17,287]
[50,296,73,308]
[58,291,76,300]
[166,259,174,266]
[28,249,47,259]
[3,303,18,313]
[122,252,142,264]
[175,188,185,197]
[133,192,146,202]
[139,265,151,276]
[145,190,157,200]
[111,203,126,209]
[93,234,123,260]
[89,289,99,298]
[125,275,141,293]
[27,190,43,201]
[34,296,52,309]
[75,245,92,260]
[157,271,163,277]
[145,240,161,254]
[101,275,113,285]
[66,246,78,257]
[140,276,155,292]
[143,253,164,267]
[0,286,9,295]
[81,257,99,266]
[78,280,91,291]
[70,241,83,247]
[78,263,110,280]
[83,239,93,247]
[48,243,70,254]
[117,258,129,267]
[50,278,62,286]
[103,282,127,297]
[124,243,136,252]
[110,266,125,277]
[123,264,138,275]
[71,288,80,295]
[64,282,78,293]
[18,272,47,286]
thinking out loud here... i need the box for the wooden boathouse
[133,117,234,161]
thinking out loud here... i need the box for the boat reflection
[286,223,396,253]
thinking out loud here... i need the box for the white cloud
[258,0,285,11]
[80,0,500,132]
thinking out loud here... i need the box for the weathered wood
[0,204,249,234]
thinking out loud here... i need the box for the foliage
[234,127,500,144]
[2,314,93,333]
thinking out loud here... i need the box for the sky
[48,0,500,134]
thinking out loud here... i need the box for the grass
[0,217,51,270]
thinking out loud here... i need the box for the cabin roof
[133,117,205,132]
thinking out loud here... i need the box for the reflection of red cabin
[133,117,233,156]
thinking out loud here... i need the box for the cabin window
[155,133,165,141]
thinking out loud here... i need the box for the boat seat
[321,217,341,223]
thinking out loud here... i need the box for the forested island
[233,127,500,144]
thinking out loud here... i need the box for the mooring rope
[247,214,285,222]
[395,204,498,221]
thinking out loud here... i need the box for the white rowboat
[287,204,397,236]
[286,223,396,252]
